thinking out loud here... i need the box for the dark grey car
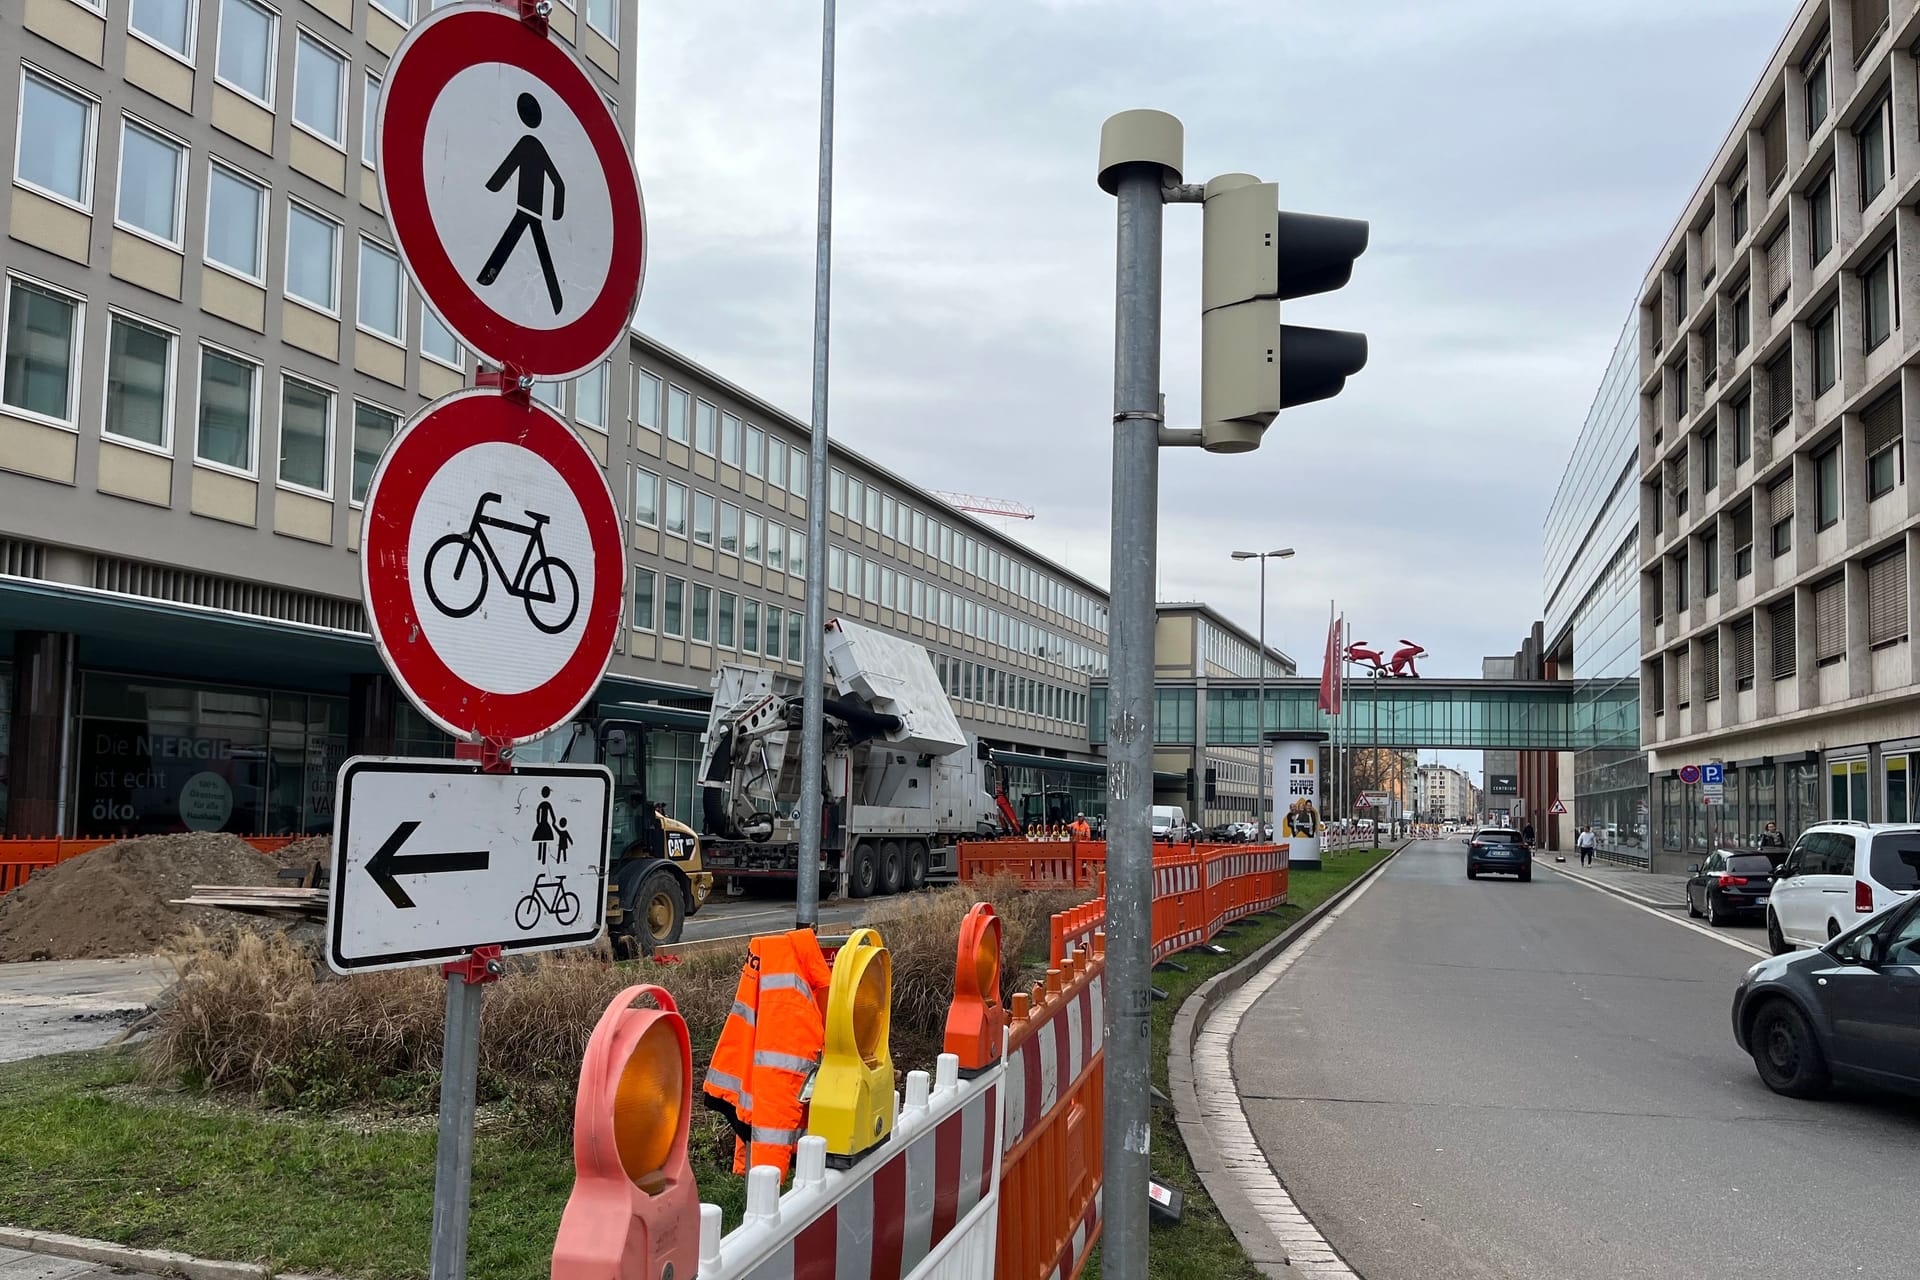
[1731,893,1920,1098]
[1466,827,1531,881]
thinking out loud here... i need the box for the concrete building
[1638,0,1920,868]
[1415,762,1478,822]
[1544,313,1650,862]
[0,0,1111,838]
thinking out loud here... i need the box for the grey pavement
[0,1246,163,1280]
[1229,839,1920,1280]
[0,957,169,1063]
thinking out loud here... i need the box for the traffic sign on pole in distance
[327,757,611,973]
[360,390,624,746]
[377,3,645,379]
[1679,763,1702,785]
[1548,799,1567,816]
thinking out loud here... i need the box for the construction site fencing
[0,835,301,897]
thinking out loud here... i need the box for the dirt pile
[0,834,290,962]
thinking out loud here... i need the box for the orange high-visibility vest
[1070,819,1091,841]
[702,929,833,1178]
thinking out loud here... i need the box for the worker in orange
[1070,813,1092,842]
[702,927,834,1178]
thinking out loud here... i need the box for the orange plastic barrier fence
[0,835,301,897]
[998,929,1105,1280]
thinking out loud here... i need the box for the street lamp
[1231,548,1295,839]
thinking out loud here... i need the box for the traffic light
[1200,174,1369,452]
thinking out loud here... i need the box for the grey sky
[629,0,1791,687]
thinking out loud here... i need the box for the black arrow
[366,820,490,909]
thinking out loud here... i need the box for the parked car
[1685,850,1782,926]
[1766,823,1920,954]
[1731,892,1920,1098]
[1466,827,1531,881]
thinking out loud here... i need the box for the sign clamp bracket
[476,366,534,408]
[513,0,552,38]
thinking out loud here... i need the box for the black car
[1466,827,1531,881]
[1685,849,1782,926]
[1731,893,1920,1098]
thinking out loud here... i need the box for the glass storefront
[1889,753,1911,823]
[1829,757,1870,821]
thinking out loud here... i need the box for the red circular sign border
[378,5,645,380]
[361,391,624,745]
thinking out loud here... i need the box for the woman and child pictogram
[531,785,574,864]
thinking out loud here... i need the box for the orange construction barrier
[943,903,1007,1075]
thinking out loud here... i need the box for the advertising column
[1271,732,1326,870]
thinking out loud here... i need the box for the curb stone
[1167,843,1406,1276]
[0,1228,331,1280]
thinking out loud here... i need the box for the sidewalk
[0,1245,164,1280]
[1535,854,1690,907]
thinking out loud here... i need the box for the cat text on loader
[696,617,1003,898]
[548,718,713,954]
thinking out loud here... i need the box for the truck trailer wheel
[615,862,686,955]
[904,841,929,891]
[876,840,904,895]
[846,842,877,899]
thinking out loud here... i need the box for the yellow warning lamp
[807,926,894,1167]
[943,903,1006,1076]
[552,984,698,1280]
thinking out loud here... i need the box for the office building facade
[1638,0,1920,867]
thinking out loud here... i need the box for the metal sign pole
[794,0,836,931]
[429,946,501,1280]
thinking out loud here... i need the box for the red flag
[1318,608,1343,715]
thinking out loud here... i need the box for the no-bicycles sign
[359,390,624,745]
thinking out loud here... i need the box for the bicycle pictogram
[424,492,580,634]
[514,872,581,931]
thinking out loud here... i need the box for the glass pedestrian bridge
[1092,678,1638,752]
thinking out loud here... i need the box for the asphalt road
[680,891,872,943]
[1230,840,1920,1280]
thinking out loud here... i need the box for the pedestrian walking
[1576,824,1596,866]
[1757,821,1786,850]
[1520,820,1536,848]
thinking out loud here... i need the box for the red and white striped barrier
[696,1054,1004,1280]
[1002,968,1104,1155]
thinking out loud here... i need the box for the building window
[847,476,864,526]
[694,400,717,455]
[631,568,655,631]
[205,161,266,281]
[351,402,397,503]
[766,522,785,573]
[2,279,82,427]
[214,0,276,103]
[357,238,403,341]
[1734,617,1756,690]
[1730,169,1749,242]
[103,314,175,450]
[1865,390,1903,499]
[278,376,332,495]
[372,0,413,23]
[666,385,689,443]
[1858,92,1892,205]
[690,585,711,644]
[1702,530,1719,596]
[789,445,807,497]
[661,577,685,638]
[196,346,258,473]
[789,528,806,578]
[1769,475,1794,555]
[1700,425,1718,490]
[294,33,346,145]
[633,468,658,527]
[1813,574,1845,665]
[717,592,736,647]
[1814,443,1840,527]
[1811,307,1837,394]
[718,501,739,555]
[744,425,764,478]
[766,435,787,489]
[741,600,759,652]
[1763,103,1787,190]
[16,71,95,209]
[116,119,185,246]
[766,607,783,659]
[1734,393,1752,463]
[1867,549,1908,647]
[663,481,687,538]
[692,492,715,546]
[1670,262,1687,325]
[530,379,562,410]
[1700,634,1720,701]
[585,0,618,40]
[286,202,341,312]
[828,546,845,590]
[1864,247,1897,352]
[576,360,608,431]
[1809,172,1835,265]
[1804,42,1829,135]
[1765,348,1792,430]
[1732,290,1750,353]
[1672,549,1688,611]
[743,513,762,564]
[830,468,846,514]
[720,412,740,467]
[788,610,803,660]
[421,309,462,367]
[1771,598,1796,678]
[362,73,381,167]
[131,0,195,59]
[635,371,661,431]
[1733,503,1754,578]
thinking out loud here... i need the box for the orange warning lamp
[552,984,699,1280]
[943,902,1006,1075]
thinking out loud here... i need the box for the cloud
[630,0,1790,678]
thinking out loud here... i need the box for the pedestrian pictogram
[360,390,624,746]
[326,757,610,973]
[377,4,645,379]
[1548,799,1567,815]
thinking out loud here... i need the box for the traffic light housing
[1201,174,1368,452]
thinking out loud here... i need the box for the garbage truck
[695,617,1004,898]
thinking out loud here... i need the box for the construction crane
[931,490,1036,520]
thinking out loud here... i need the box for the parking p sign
[1702,761,1725,806]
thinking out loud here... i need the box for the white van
[1151,805,1187,843]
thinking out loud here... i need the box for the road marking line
[1193,864,1396,1278]
[1541,860,1768,958]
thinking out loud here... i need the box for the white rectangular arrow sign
[326,756,611,974]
